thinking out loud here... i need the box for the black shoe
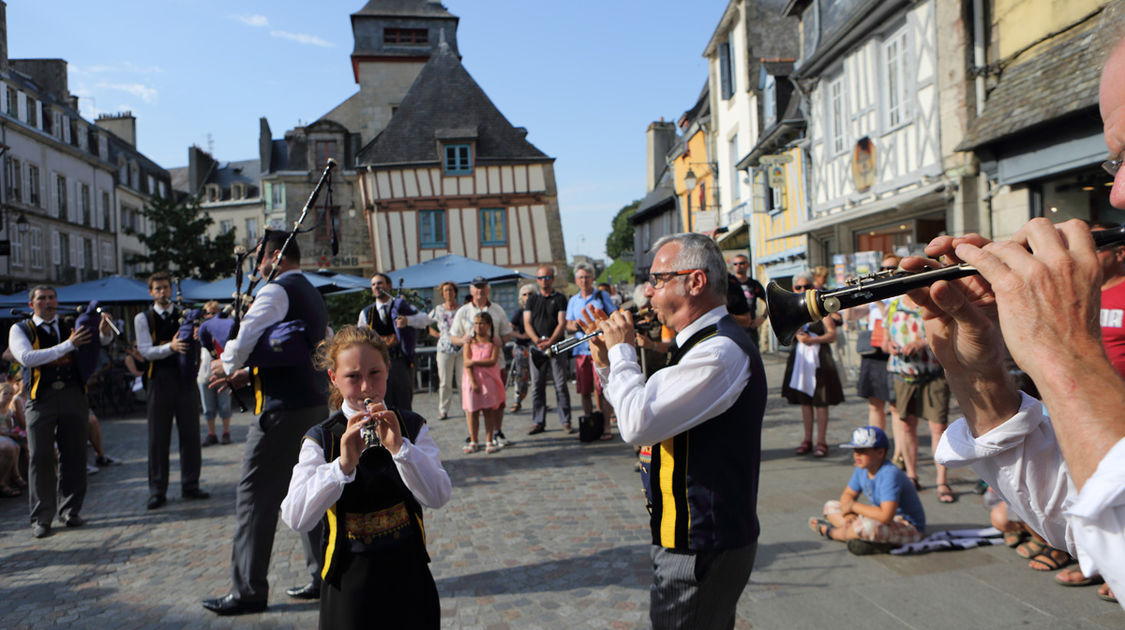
[528,424,545,435]
[31,523,51,538]
[63,514,86,528]
[202,593,267,616]
[147,495,167,510]
[221,432,231,444]
[95,455,119,467]
[182,488,211,500]
[847,538,896,556]
[202,434,219,447]
[286,582,321,600]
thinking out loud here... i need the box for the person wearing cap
[450,277,513,446]
[809,426,925,555]
[358,273,432,412]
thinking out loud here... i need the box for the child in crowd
[462,312,505,454]
[809,426,925,554]
[280,325,451,630]
[0,382,27,496]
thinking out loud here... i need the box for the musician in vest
[580,233,766,630]
[9,286,114,538]
[134,271,209,511]
[202,231,329,616]
[357,273,430,412]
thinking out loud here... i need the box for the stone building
[99,112,166,279]
[169,147,265,254]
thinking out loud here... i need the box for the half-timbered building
[356,42,565,279]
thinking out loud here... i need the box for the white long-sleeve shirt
[280,400,452,533]
[356,297,432,329]
[133,304,178,362]
[9,314,113,367]
[595,305,751,446]
[935,392,1125,610]
[218,269,299,375]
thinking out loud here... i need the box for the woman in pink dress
[462,312,505,453]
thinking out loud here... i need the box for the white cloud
[95,82,158,104]
[270,30,333,47]
[231,14,269,27]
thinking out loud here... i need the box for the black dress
[781,319,845,407]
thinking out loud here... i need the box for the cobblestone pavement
[1,353,1120,629]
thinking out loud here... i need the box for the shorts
[823,500,923,544]
[893,373,950,425]
[856,356,894,403]
[574,355,602,395]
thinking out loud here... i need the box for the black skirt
[320,545,439,630]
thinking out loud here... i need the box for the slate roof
[357,42,550,167]
[352,0,455,18]
[958,20,1103,151]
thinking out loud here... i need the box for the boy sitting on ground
[809,426,926,554]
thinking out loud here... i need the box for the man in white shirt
[357,273,431,411]
[581,233,766,629]
[9,286,113,538]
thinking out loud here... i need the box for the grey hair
[793,271,813,284]
[651,232,727,300]
[574,262,595,276]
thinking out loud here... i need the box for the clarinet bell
[766,281,816,346]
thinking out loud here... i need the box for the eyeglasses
[880,266,898,271]
[793,284,811,290]
[1104,158,1123,177]
[732,261,748,266]
[536,275,553,280]
[648,269,701,288]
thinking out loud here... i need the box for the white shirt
[8,314,112,368]
[356,296,432,329]
[134,304,178,362]
[596,305,751,446]
[219,269,299,375]
[280,399,452,533]
[935,392,1125,610]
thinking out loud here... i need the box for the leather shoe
[527,424,545,435]
[147,495,166,510]
[31,523,51,538]
[63,514,85,527]
[285,582,321,600]
[201,593,267,616]
[182,488,211,500]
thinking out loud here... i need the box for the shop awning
[767,181,949,241]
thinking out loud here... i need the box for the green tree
[605,199,640,260]
[124,194,238,280]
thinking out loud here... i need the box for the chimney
[645,120,676,192]
[95,111,137,147]
[188,145,216,196]
[0,2,8,75]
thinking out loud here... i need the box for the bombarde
[767,224,1125,345]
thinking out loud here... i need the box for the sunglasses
[793,284,811,290]
[536,275,553,280]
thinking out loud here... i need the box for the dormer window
[206,184,221,202]
[232,183,246,200]
[443,144,472,175]
[384,28,428,44]
[314,139,338,168]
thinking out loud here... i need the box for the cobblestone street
[0,353,1119,629]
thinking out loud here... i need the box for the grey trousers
[530,350,571,427]
[650,543,757,630]
[230,405,324,602]
[26,384,88,527]
[146,369,202,498]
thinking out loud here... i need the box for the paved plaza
[0,352,1120,629]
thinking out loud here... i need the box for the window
[232,183,245,200]
[829,76,846,154]
[245,217,259,241]
[118,157,127,183]
[479,208,506,246]
[102,191,110,229]
[10,227,23,268]
[5,87,14,116]
[28,164,39,207]
[384,28,428,44]
[101,241,114,272]
[444,144,472,175]
[41,106,52,134]
[81,238,92,270]
[121,205,139,232]
[418,209,446,248]
[271,182,285,209]
[58,232,70,268]
[220,220,233,234]
[158,181,166,198]
[719,41,734,100]
[81,184,91,226]
[147,174,156,195]
[206,184,221,202]
[56,174,67,219]
[729,134,740,201]
[87,129,98,156]
[314,140,337,168]
[884,30,909,128]
[5,157,20,202]
[53,111,62,138]
[30,227,44,269]
[26,96,36,127]
[763,75,778,129]
[69,119,80,147]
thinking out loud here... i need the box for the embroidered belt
[344,502,411,544]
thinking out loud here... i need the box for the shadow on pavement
[435,543,650,595]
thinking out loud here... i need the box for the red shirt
[1100,280,1125,379]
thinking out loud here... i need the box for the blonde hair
[314,325,390,409]
[203,300,221,314]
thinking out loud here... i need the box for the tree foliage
[124,194,238,281]
[605,199,640,260]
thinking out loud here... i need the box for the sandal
[892,454,905,470]
[808,517,835,540]
[485,441,498,454]
[508,403,522,413]
[795,440,812,455]
[1016,539,1046,559]
[462,442,478,454]
[1028,546,1072,571]
[1055,567,1102,587]
[937,483,957,503]
[1097,584,1117,603]
[1003,529,1027,548]
[909,476,922,491]
[813,443,829,458]
[0,485,20,498]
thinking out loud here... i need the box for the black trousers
[384,355,414,412]
[146,369,202,497]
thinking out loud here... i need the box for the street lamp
[683,168,698,193]
[15,212,28,235]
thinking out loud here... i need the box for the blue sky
[8,1,727,261]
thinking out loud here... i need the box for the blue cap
[840,426,889,450]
